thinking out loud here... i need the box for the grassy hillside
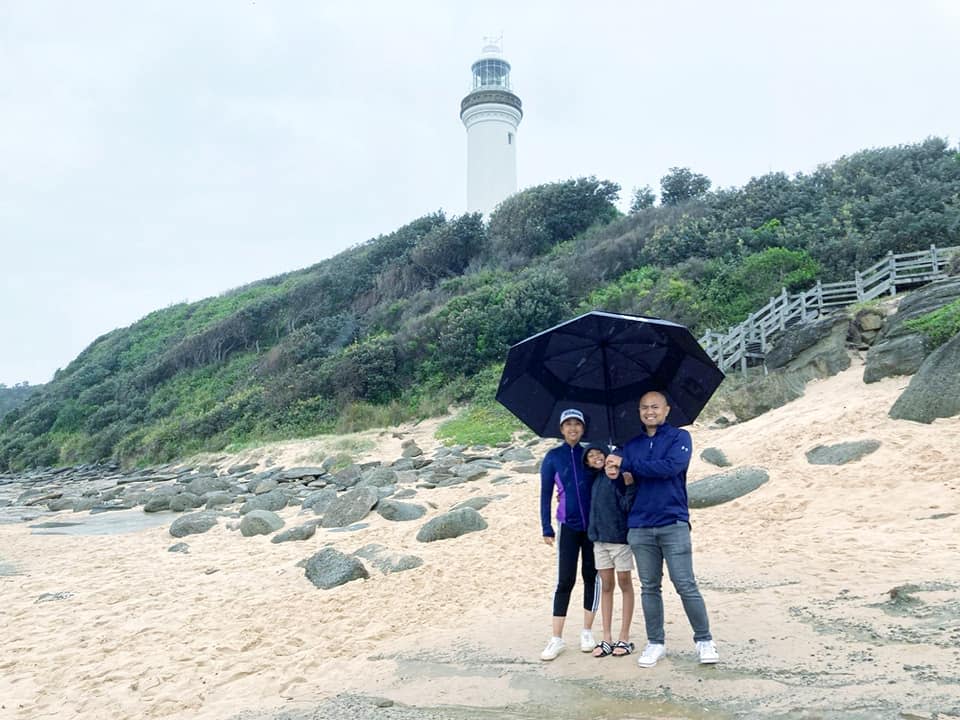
[2,139,959,470]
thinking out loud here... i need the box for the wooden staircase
[699,245,959,374]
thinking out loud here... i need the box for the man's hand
[543,535,555,546]
[622,471,634,485]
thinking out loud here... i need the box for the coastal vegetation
[2,138,959,470]
[0,383,39,421]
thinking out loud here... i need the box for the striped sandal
[592,641,614,657]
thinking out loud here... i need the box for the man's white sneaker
[540,636,565,661]
[696,640,719,664]
[579,629,596,652]
[636,643,666,668]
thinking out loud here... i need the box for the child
[586,449,637,657]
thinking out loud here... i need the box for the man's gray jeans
[627,521,712,644]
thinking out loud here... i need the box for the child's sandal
[592,641,614,657]
[612,641,635,656]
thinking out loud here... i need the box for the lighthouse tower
[460,40,523,215]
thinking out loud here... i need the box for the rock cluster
[0,440,533,589]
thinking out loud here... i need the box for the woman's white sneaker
[696,640,719,664]
[540,636,565,661]
[579,629,596,652]
[636,643,666,667]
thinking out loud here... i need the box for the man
[538,408,599,661]
[621,391,718,667]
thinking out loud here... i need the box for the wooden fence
[699,244,959,375]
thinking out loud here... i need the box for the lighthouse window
[508,132,513,145]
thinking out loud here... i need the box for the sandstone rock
[321,487,379,528]
[688,467,769,508]
[401,443,423,458]
[270,521,318,543]
[169,512,218,538]
[806,440,881,465]
[889,332,960,423]
[239,488,288,514]
[416,507,487,542]
[865,278,960,382]
[373,499,423,521]
[357,467,398,488]
[332,464,363,488]
[864,334,930,383]
[699,447,731,467]
[168,492,203,512]
[500,447,535,462]
[240,509,284,536]
[250,478,278,495]
[186,475,233,496]
[450,496,502,512]
[143,494,172,513]
[204,491,236,510]
[304,547,369,589]
[301,488,338,513]
[277,466,327,482]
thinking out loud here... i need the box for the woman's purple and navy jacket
[539,442,593,537]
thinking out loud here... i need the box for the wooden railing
[700,244,959,374]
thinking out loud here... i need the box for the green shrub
[904,298,960,348]
[435,403,524,447]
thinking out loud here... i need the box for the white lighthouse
[460,40,523,215]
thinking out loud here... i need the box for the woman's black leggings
[552,523,599,617]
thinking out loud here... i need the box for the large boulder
[321,487,380,528]
[331,464,363,489]
[301,488,338,513]
[186,475,233,496]
[304,547,369,589]
[143,494,172,513]
[725,317,850,422]
[688,467,769,508]
[375,499,426,522]
[239,509,285,537]
[271,521,318,543]
[500,447,535,462]
[765,316,847,371]
[169,511,219,538]
[168,492,203,512]
[863,334,930,382]
[725,372,808,422]
[806,440,881,465]
[865,278,960,383]
[239,488,288,514]
[699,447,731,468]
[357,467,398,488]
[889,331,960,423]
[416,507,487,542]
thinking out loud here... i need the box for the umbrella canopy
[496,311,724,446]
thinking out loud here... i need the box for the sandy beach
[2,359,960,720]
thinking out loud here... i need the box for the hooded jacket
[587,451,636,544]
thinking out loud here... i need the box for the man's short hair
[639,390,670,405]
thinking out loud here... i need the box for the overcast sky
[2,0,958,386]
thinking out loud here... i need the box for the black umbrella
[496,311,724,446]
